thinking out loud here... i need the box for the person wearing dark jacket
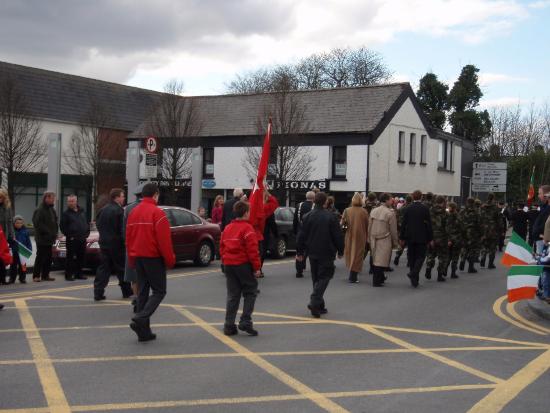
[127,183,175,342]
[94,188,132,301]
[60,195,90,281]
[32,192,59,282]
[399,190,434,288]
[221,188,244,231]
[9,216,32,284]
[297,192,344,318]
[293,191,314,278]
[510,202,529,240]
[531,185,550,252]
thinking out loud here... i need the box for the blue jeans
[543,269,550,298]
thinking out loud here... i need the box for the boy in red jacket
[0,226,12,311]
[220,201,261,336]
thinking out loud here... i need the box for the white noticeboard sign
[472,162,507,193]
[139,150,158,179]
[472,162,507,170]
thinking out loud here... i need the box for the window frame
[438,140,448,170]
[398,131,405,163]
[409,133,416,164]
[332,146,347,179]
[420,135,427,165]
[202,147,214,178]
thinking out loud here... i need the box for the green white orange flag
[17,241,31,271]
[507,265,543,302]
[501,231,535,267]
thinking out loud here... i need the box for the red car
[52,206,221,270]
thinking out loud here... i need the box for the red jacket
[0,227,12,266]
[220,219,261,272]
[253,195,279,241]
[126,197,175,269]
[211,206,223,225]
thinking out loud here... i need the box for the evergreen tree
[416,73,449,129]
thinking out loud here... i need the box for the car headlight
[88,242,100,249]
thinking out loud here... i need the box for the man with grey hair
[221,187,244,231]
[293,191,315,278]
[60,194,90,281]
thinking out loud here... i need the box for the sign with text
[472,184,507,193]
[472,169,507,185]
[144,136,158,154]
[472,162,507,170]
[266,180,329,191]
[139,150,158,179]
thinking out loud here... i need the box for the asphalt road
[1,252,549,413]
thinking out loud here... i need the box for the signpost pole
[190,147,202,212]
[47,133,62,213]
[126,140,140,204]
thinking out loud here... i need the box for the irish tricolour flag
[501,231,535,267]
[17,241,31,271]
[507,265,543,302]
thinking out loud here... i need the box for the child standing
[9,216,31,284]
[220,201,261,336]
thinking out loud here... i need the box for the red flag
[527,166,535,207]
[249,120,272,232]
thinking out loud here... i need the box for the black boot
[459,260,465,271]
[468,261,478,274]
[480,256,486,268]
[437,271,446,282]
[451,266,459,279]
[349,271,358,283]
[425,267,432,280]
[488,256,496,269]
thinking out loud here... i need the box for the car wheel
[274,237,287,259]
[194,241,213,267]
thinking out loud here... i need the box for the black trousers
[309,258,335,310]
[66,238,86,278]
[407,243,427,285]
[133,257,167,323]
[9,251,26,282]
[94,248,132,297]
[225,263,258,327]
[0,262,6,283]
[32,245,52,280]
[259,240,267,268]
[296,253,308,274]
[372,266,385,286]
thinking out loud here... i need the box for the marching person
[368,193,399,287]
[424,195,449,281]
[220,201,262,336]
[293,191,314,278]
[341,193,369,283]
[10,216,31,284]
[60,194,90,281]
[459,197,482,273]
[479,193,503,269]
[32,192,58,282]
[446,202,462,279]
[297,192,344,318]
[399,190,433,288]
[94,188,132,301]
[126,183,175,342]
[394,195,412,266]
[256,191,279,276]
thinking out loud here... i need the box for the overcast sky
[0,0,548,108]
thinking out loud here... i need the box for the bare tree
[0,77,45,208]
[145,79,203,205]
[66,96,125,207]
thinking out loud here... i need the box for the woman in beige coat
[368,193,399,287]
[341,193,369,283]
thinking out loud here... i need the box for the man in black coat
[510,202,528,241]
[221,188,244,231]
[531,185,550,252]
[293,191,314,278]
[399,190,434,288]
[60,195,90,281]
[32,192,59,282]
[94,188,132,301]
[296,192,344,318]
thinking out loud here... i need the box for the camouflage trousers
[480,237,498,261]
[447,243,462,270]
[460,242,481,262]
[426,241,449,273]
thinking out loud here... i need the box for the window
[332,146,347,178]
[168,209,201,226]
[438,140,448,169]
[409,133,416,164]
[268,147,277,178]
[449,142,454,171]
[420,135,427,165]
[202,148,214,177]
[398,131,405,162]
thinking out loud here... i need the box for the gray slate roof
[0,61,163,132]
[130,82,417,140]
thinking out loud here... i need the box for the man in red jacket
[220,201,261,336]
[126,183,175,342]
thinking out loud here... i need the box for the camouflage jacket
[396,203,410,228]
[459,205,482,239]
[446,211,463,244]
[481,202,503,238]
[365,201,378,215]
[430,204,448,242]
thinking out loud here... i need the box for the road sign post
[140,136,158,180]
[472,162,508,193]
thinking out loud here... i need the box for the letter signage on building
[266,180,329,191]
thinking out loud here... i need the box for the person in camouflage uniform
[479,193,503,269]
[394,195,412,266]
[446,201,462,279]
[425,195,448,281]
[423,192,436,271]
[364,192,379,214]
[459,197,482,273]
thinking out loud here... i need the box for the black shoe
[307,304,321,318]
[320,308,328,314]
[488,260,496,269]
[425,268,432,280]
[223,325,238,336]
[373,283,384,287]
[75,275,87,280]
[407,273,418,288]
[65,276,75,281]
[296,272,303,278]
[437,274,446,282]
[19,279,26,284]
[8,278,15,284]
[348,279,359,283]
[130,320,156,341]
[393,256,399,266]
[238,324,258,336]
[139,333,157,342]
[0,304,4,310]
[451,274,459,279]
[480,257,486,268]
[459,260,465,271]
[122,291,133,299]
[468,262,478,274]
[386,267,394,272]
[94,295,106,301]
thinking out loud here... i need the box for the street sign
[472,162,507,170]
[139,150,158,179]
[202,179,216,189]
[472,169,507,185]
[145,136,158,154]
[472,184,507,193]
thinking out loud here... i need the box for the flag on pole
[501,231,536,267]
[248,119,272,233]
[17,241,32,271]
[527,166,535,207]
[507,265,543,302]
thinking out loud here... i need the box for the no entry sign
[145,136,158,154]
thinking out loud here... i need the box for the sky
[0,0,548,109]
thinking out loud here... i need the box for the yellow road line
[14,299,71,413]
[0,384,498,413]
[507,301,550,334]
[493,295,547,336]
[468,349,550,413]
[173,306,349,413]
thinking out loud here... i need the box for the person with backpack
[293,191,314,278]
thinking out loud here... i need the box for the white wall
[369,98,462,196]
[33,119,82,175]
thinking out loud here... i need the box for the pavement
[1,253,549,413]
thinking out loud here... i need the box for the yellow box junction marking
[493,295,548,336]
